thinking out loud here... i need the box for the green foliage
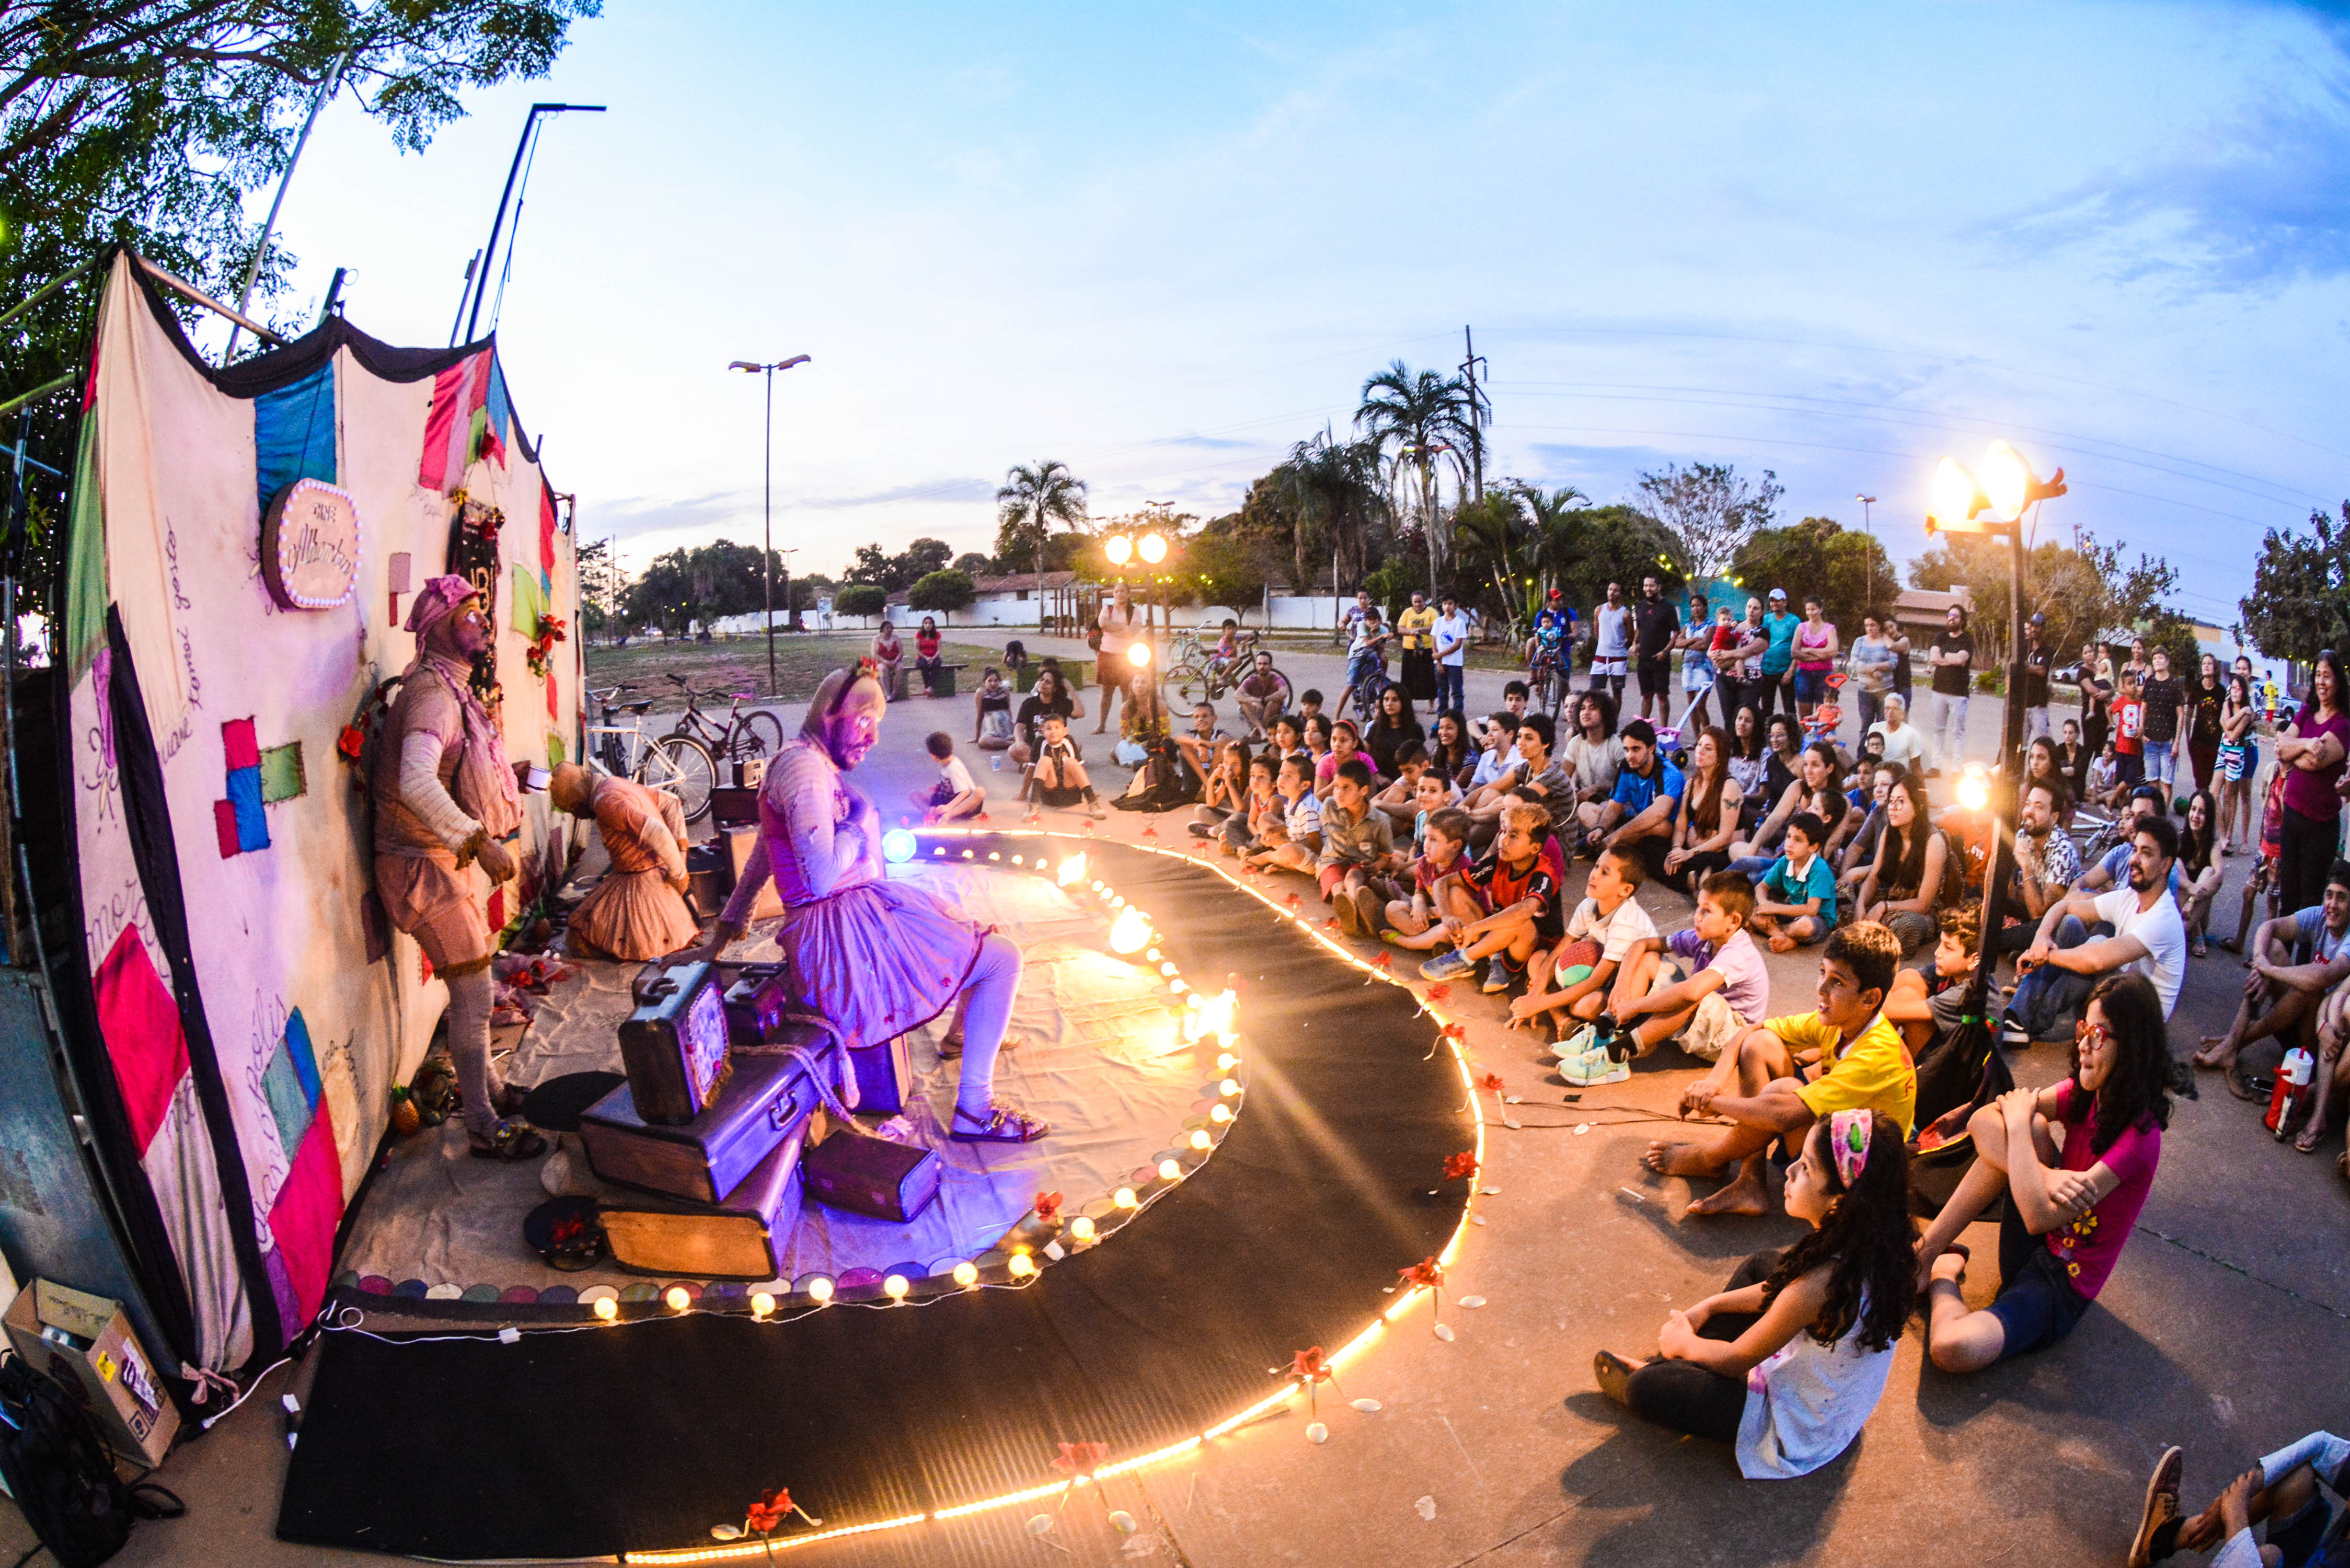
[1909,527,2183,670]
[1181,526,1268,612]
[1361,558,1419,619]
[618,538,784,634]
[2240,503,2350,665]
[1636,463,1781,585]
[842,536,951,592]
[952,552,992,577]
[1728,516,1897,636]
[906,569,976,616]
[576,537,620,638]
[833,583,888,618]
[1552,504,1681,613]
[994,460,1088,579]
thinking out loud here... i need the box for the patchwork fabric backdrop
[58,254,580,1377]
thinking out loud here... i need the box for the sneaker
[1187,821,1215,839]
[1481,955,1518,995]
[2128,1446,2184,1567]
[1333,892,1363,939]
[1561,1041,1630,1087]
[1419,950,1476,984]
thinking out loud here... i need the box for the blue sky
[228,1,2350,630]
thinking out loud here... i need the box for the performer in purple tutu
[683,661,1046,1142]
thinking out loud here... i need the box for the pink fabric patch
[213,799,241,858]
[538,481,558,575]
[267,1109,343,1335]
[93,928,189,1158]
[222,717,260,771]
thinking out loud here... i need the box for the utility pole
[1460,325,1489,503]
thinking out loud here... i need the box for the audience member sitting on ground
[1725,704,1771,805]
[1580,718,1686,878]
[1186,737,1250,839]
[1301,712,1333,775]
[1594,1110,1916,1479]
[1751,811,1837,952]
[1206,753,1280,856]
[1854,770,1953,954]
[1415,798,1566,991]
[1867,691,1926,779]
[1884,907,1982,1058]
[2294,985,2350,1169]
[1463,712,1571,843]
[1022,713,1105,820]
[2005,778,2083,958]
[2129,1428,2350,1568]
[1915,974,2172,1374]
[2086,741,2126,810]
[1264,713,1308,771]
[1557,690,1626,826]
[2003,813,2187,1041]
[1234,649,1287,740]
[1295,687,1326,725]
[1364,683,1426,780]
[1507,844,1661,1033]
[1662,725,1743,893]
[1745,713,1804,833]
[1732,741,1850,874]
[1320,759,1403,937]
[1609,871,1771,1061]
[1837,763,1900,895]
[2192,860,2350,1111]
[2222,766,2288,958]
[1314,718,1369,799]
[2077,788,2181,897]
[914,731,985,823]
[2024,735,2074,829]
[1379,808,1473,947]
[1641,921,1914,1217]
[1008,662,1081,770]
[1243,755,1324,875]
[1369,742,1446,834]
[2177,788,2226,956]
[1426,709,1477,791]
[1467,708,1522,790]
[973,667,1015,750]
[1172,700,1229,785]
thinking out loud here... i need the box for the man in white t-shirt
[1432,593,1473,715]
[2002,815,2187,1042]
[915,731,985,823]
[1591,581,1632,703]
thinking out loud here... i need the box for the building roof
[971,570,1079,594]
[1892,587,1972,625]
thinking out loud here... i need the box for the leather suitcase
[581,1025,833,1203]
[722,963,792,1049]
[599,1126,805,1279]
[618,963,733,1125]
[802,1131,941,1223]
[724,823,783,921]
[708,786,762,829]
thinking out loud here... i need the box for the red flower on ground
[1323,916,1341,930]
[1291,1346,1331,1385]
[1369,951,1392,970]
[1033,1191,1065,1225]
[1442,1151,1478,1182]
[1053,1441,1108,1476]
[1401,1256,1444,1289]
[1285,892,1303,909]
[745,1488,790,1534]
[1479,1074,1504,1095]
[1423,984,1452,1004]
[1440,1022,1466,1041]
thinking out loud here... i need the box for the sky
[215,0,2350,631]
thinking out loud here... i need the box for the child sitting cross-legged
[1379,808,1473,946]
[1607,871,1771,1060]
[1883,906,1980,1058]
[1320,758,1404,939]
[1507,844,1661,1036]
[1416,797,1566,995]
[1752,810,1837,952]
[1243,755,1323,875]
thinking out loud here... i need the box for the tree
[1278,430,1390,597]
[1355,361,1476,594]
[840,538,950,593]
[995,460,1088,626]
[1636,463,1781,587]
[906,569,975,619]
[575,537,623,640]
[1,1,601,613]
[1729,516,1897,637]
[1910,527,2183,672]
[834,584,888,618]
[1180,528,1266,613]
[1554,505,1681,618]
[952,551,993,578]
[2241,503,2350,667]
[616,539,783,634]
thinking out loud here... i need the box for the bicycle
[664,675,787,768]
[1166,629,1294,721]
[1528,650,1569,718]
[585,685,717,823]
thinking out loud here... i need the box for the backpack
[0,1352,183,1567]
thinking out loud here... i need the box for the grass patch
[584,634,1015,704]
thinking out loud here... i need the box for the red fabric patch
[539,481,558,574]
[267,1110,343,1334]
[213,800,241,858]
[487,884,505,932]
[93,929,189,1158]
[222,717,261,771]
[546,669,558,721]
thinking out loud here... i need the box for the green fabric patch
[64,413,108,682]
[510,562,545,635]
[262,1042,314,1155]
[546,733,565,767]
[258,742,306,803]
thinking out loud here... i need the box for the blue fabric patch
[255,365,337,516]
[283,1008,320,1110]
[485,359,512,448]
[262,1042,313,1155]
[227,766,269,851]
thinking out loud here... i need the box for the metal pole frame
[1955,518,2030,1032]
[762,363,775,697]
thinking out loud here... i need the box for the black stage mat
[277,835,1470,1559]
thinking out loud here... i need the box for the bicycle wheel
[1168,662,1206,706]
[731,709,787,763]
[643,734,717,823]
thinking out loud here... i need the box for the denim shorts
[2144,739,2174,785]
[1791,667,1829,704]
[1988,1237,2092,1361]
[1346,653,1383,688]
[2266,1489,2350,1568]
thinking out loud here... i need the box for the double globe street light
[1100,525,1169,675]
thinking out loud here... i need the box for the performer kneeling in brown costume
[371,576,544,1160]
[548,763,699,961]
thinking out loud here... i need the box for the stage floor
[332,858,1234,1313]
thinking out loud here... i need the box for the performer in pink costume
[684,663,1046,1142]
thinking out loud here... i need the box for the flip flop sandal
[469,1120,548,1161]
[1592,1350,1638,1406]
[950,1102,1050,1144]
[2226,1064,2260,1103]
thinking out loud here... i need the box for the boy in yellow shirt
[1641,921,1914,1216]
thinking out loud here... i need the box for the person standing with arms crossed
[1432,592,1472,716]
[1925,603,1975,779]
[1632,574,1682,728]
[1591,581,1632,705]
[1758,589,1802,722]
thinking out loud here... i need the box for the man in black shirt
[2139,648,2185,806]
[1631,574,1682,728]
[1926,603,1975,779]
[2021,613,2053,744]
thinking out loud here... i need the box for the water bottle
[2267,1047,2314,1137]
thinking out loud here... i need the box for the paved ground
[18,641,2346,1568]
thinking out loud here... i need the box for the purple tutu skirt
[782,877,983,1048]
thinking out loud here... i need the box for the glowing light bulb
[807,1276,835,1303]
[593,1296,618,1321]
[1113,1187,1138,1209]
[1069,1216,1096,1242]
[1185,993,1203,1009]
[1956,765,1990,812]
[1011,855,1023,865]
[1216,1053,1237,1072]
[1126,641,1151,668]
[1220,1077,1240,1096]
[1190,1129,1213,1150]
[1145,948,1161,962]
[1195,989,1238,1041]
[1209,1104,1232,1123]
[1090,879,1104,892]
[987,851,1000,861]
[1057,853,1087,886]
[1110,907,1151,954]
[1159,961,1178,976]
[1978,439,2038,522]
[1008,1253,1036,1278]
[881,828,917,863]
[665,1286,690,1313]
[751,1292,775,1318]
[953,1261,980,1288]
[1169,979,1187,994]
[1105,534,1133,566]
[884,1274,910,1300]
[1138,531,1167,564]
[1157,1158,1181,1180]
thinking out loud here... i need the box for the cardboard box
[4,1280,179,1467]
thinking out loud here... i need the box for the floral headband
[1828,1110,1871,1189]
[829,658,883,713]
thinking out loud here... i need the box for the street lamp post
[1101,522,1169,701]
[1856,494,1877,619]
[729,355,813,696]
[1925,441,2067,1042]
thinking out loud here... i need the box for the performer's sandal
[468,1119,548,1161]
[949,1102,1050,1143]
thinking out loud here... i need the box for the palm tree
[996,460,1088,631]
[1517,481,1591,613]
[1355,361,1475,594]
[1278,430,1389,605]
